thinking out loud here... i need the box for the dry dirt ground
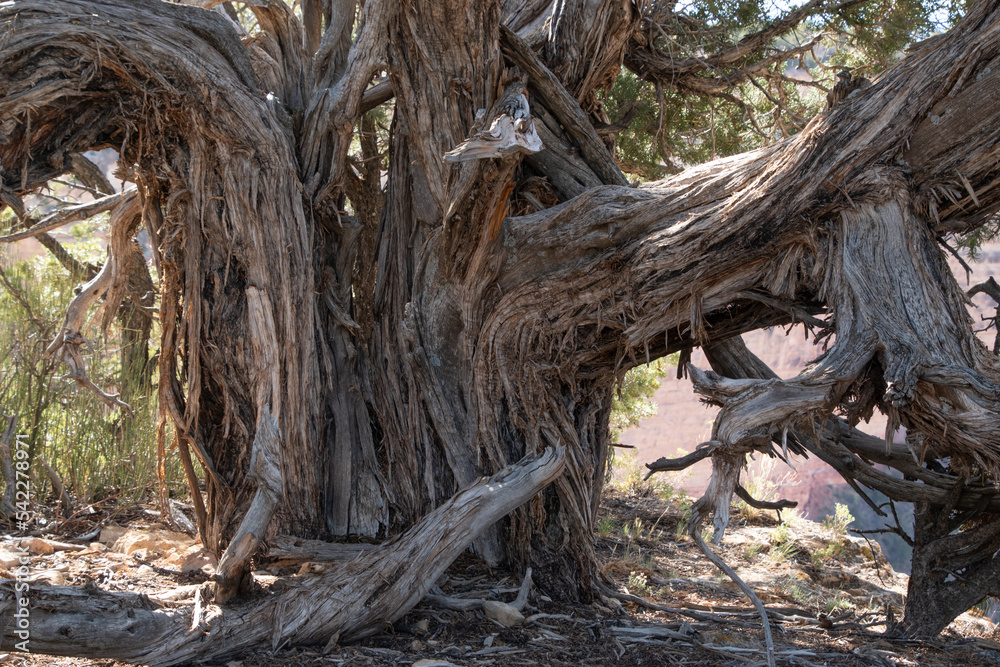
[3,481,1000,667]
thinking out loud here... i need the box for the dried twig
[0,191,130,244]
[690,512,776,667]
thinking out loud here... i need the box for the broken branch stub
[444,81,544,162]
[41,193,143,416]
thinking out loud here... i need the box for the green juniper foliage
[607,0,971,179]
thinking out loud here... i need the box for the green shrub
[823,503,855,536]
[1,238,185,514]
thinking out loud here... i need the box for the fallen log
[0,446,565,665]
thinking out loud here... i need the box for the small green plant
[597,516,616,538]
[623,517,644,541]
[825,593,855,615]
[767,522,800,564]
[610,450,647,494]
[822,503,855,536]
[811,541,847,567]
[744,541,765,562]
[615,517,656,566]
[779,574,811,604]
[627,571,653,597]
[771,521,790,545]
[675,497,693,538]
[654,481,675,504]
[608,448,687,502]
[768,539,799,565]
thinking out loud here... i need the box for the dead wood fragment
[214,407,283,603]
[644,445,713,479]
[733,484,797,513]
[422,594,485,611]
[512,567,533,611]
[444,81,544,162]
[0,192,129,244]
[422,567,533,619]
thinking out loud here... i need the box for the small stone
[23,537,55,555]
[483,600,524,627]
[99,524,127,546]
[409,639,425,651]
[165,547,217,575]
[0,548,22,570]
[113,529,195,556]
